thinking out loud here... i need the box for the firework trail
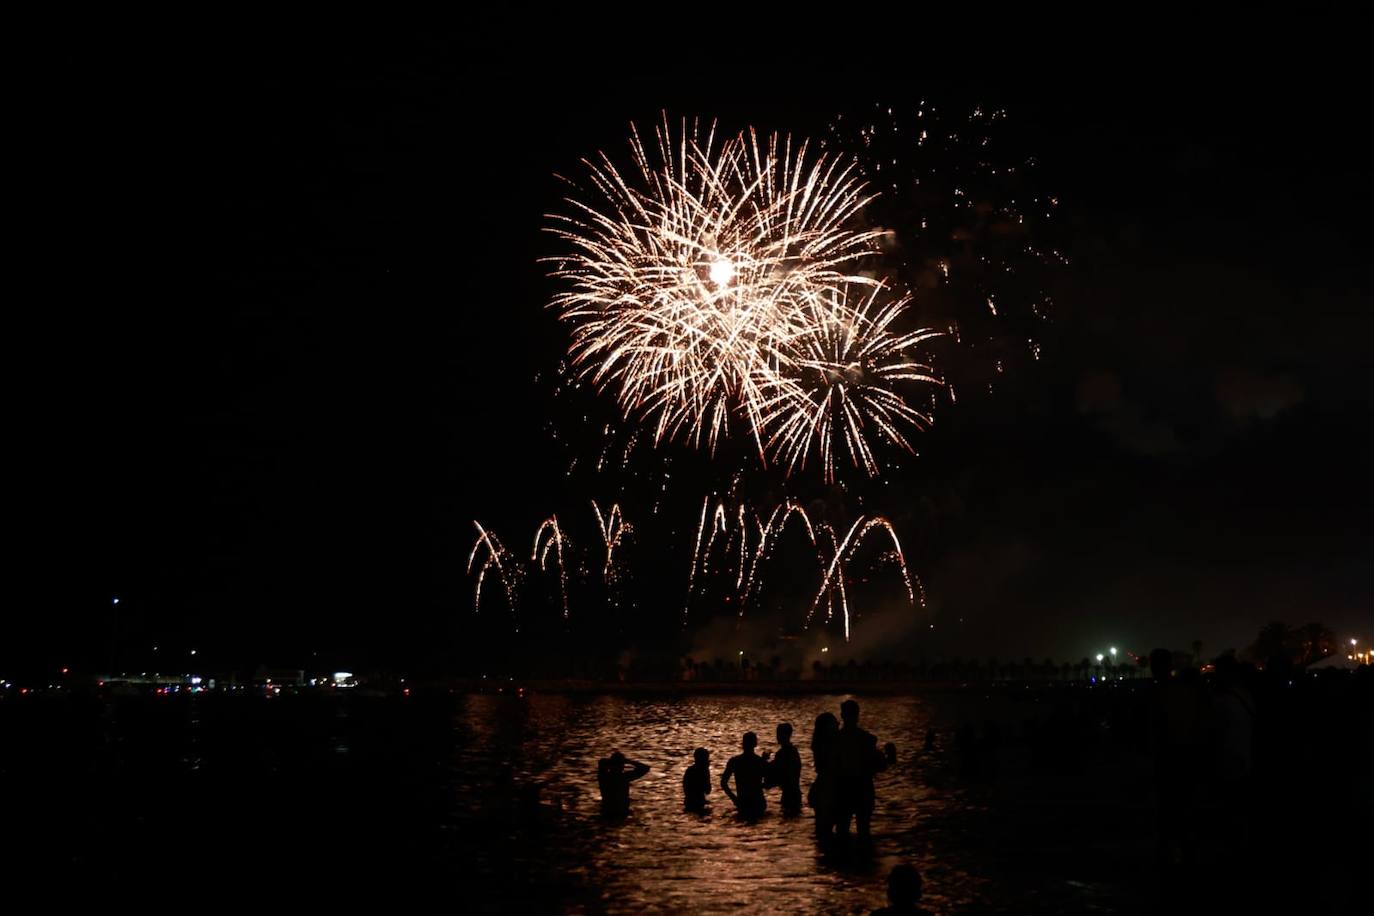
[684,495,711,624]
[683,495,737,621]
[591,500,632,587]
[807,515,916,642]
[467,499,919,643]
[532,515,570,619]
[679,497,916,641]
[467,521,520,626]
[741,499,818,606]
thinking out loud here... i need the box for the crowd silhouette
[598,698,922,912]
[598,698,902,851]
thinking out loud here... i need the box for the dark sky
[12,41,1372,676]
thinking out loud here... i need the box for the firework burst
[547,116,940,480]
[758,283,942,482]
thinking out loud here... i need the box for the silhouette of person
[720,731,768,818]
[1148,647,1206,866]
[871,864,930,914]
[834,699,892,845]
[765,722,803,815]
[1212,653,1256,784]
[1210,653,1256,854]
[597,750,649,816]
[809,711,840,839]
[683,747,711,812]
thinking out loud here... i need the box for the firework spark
[826,102,1062,397]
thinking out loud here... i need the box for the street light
[109,597,122,674]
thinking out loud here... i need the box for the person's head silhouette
[841,698,860,727]
[1149,648,1172,681]
[777,722,793,745]
[742,731,758,752]
[1214,652,1238,686]
[886,864,922,907]
[693,747,709,766]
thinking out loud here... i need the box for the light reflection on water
[7,690,1145,911]
[449,694,1009,913]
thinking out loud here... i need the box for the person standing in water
[720,731,768,818]
[682,747,711,812]
[834,699,895,846]
[597,750,649,816]
[809,711,840,839]
[766,722,803,815]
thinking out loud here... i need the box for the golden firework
[548,116,940,478]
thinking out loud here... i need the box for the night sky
[13,42,1372,677]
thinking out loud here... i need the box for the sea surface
[4,690,1157,912]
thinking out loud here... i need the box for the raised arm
[625,759,650,782]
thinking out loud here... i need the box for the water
[5,690,1150,912]
[443,692,1143,913]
